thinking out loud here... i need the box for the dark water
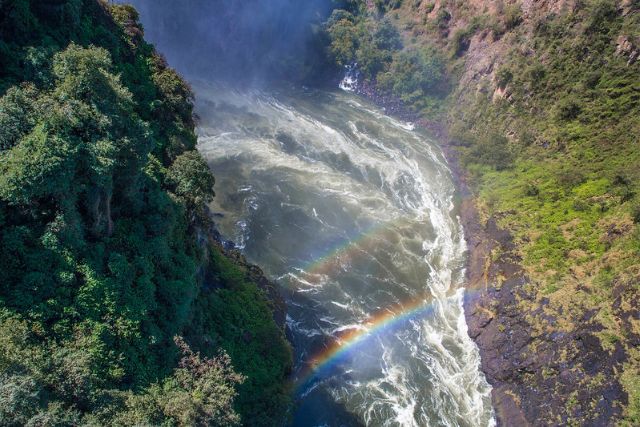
[195,82,494,427]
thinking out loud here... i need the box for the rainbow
[300,216,411,278]
[289,216,478,393]
[294,295,437,391]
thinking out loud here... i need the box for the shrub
[555,96,582,121]
[374,0,402,12]
[525,183,540,197]
[583,70,602,89]
[584,0,617,35]
[527,63,547,88]
[425,2,435,14]
[504,4,523,30]
[378,47,447,100]
[495,67,513,89]
[119,337,244,427]
[632,204,640,224]
[326,10,360,66]
[452,27,473,56]
[556,170,585,189]
[519,129,536,146]
[328,16,402,79]
[372,18,403,51]
[462,133,514,170]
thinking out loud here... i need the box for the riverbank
[340,78,518,420]
[340,77,629,425]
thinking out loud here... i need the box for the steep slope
[0,1,290,425]
[324,0,639,425]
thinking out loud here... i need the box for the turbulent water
[195,81,494,427]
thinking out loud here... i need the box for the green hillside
[0,1,291,425]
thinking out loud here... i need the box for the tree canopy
[0,1,292,425]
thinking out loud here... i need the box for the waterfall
[339,63,360,92]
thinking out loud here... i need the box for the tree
[326,10,360,66]
[378,48,447,102]
[118,337,244,427]
[167,150,215,222]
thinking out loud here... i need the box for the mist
[118,0,337,84]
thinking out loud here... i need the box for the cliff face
[327,0,639,425]
[404,1,639,425]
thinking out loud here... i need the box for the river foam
[195,81,494,426]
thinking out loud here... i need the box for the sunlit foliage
[0,1,291,425]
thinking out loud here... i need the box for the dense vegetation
[326,0,639,424]
[0,1,291,425]
[326,4,448,112]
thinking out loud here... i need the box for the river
[195,81,494,427]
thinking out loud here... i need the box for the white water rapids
[195,81,494,427]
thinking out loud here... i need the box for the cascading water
[196,80,495,426]
[339,63,360,92]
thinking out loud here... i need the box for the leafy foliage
[116,337,244,427]
[378,47,448,104]
[325,7,450,111]
[326,11,402,78]
[0,1,291,425]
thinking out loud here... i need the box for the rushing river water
[195,81,494,427]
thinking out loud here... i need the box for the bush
[504,4,523,30]
[436,8,452,29]
[167,150,215,220]
[527,63,547,88]
[585,0,618,35]
[452,27,473,56]
[378,47,447,101]
[525,183,540,197]
[583,70,602,89]
[327,14,402,79]
[326,10,360,66]
[425,2,435,14]
[556,169,585,189]
[451,16,486,57]
[495,67,513,89]
[519,129,536,146]
[462,133,514,170]
[118,337,244,427]
[374,0,402,12]
[632,204,640,224]
[555,96,582,121]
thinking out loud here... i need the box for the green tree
[378,48,447,102]
[167,150,215,222]
[118,337,244,427]
[326,10,360,66]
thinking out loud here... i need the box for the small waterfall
[339,63,360,92]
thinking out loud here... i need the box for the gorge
[124,0,495,424]
[195,82,494,426]
[1,0,638,426]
